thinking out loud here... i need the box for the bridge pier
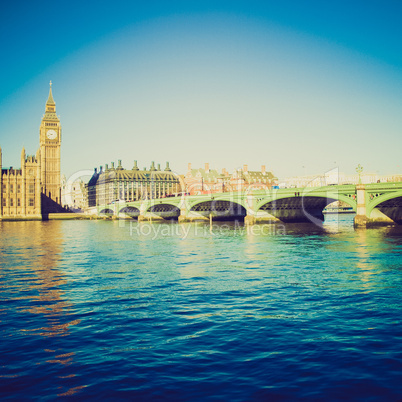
[354,184,395,227]
[178,214,191,223]
[244,194,257,225]
[245,211,281,224]
[178,201,200,222]
[178,202,189,223]
[137,201,148,222]
[354,184,368,228]
[244,214,256,225]
[354,214,368,227]
[178,210,209,222]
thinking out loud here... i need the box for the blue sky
[1,0,401,179]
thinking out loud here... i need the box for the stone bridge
[95,182,402,227]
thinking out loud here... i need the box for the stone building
[185,163,277,195]
[184,163,227,195]
[61,175,87,211]
[86,160,182,207]
[0,148,42,218]
[229,164,277,192]
[0,82,62,220]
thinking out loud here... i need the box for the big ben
[39,81,61,205]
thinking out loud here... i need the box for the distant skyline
[1,0,401,180]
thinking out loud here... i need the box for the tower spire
[47,80,55,106]
[44,81,58,118]
[40,81,62,208]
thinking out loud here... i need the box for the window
[10,185,13,193]
[10,198,13,207]
[17,184,21,193]
[17,198,20,207]
[2,199,6,207]
[29,184,35,194]
[29,198,34,207]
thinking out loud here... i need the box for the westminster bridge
[93,182,402,227]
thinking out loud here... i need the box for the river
[1,215,402,400]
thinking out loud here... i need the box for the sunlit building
[86,160,183,207]
[229,164,278,192]
[61,175,87,211]
[0,83,62,219]
[185,163,277,195]
[184,163,228,195]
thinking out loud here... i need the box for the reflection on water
[0,221,82,396]
[1,217,402,399]
[354,229,375,286]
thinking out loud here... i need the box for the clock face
[47,129,57,140]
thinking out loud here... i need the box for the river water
[1,215,402,400]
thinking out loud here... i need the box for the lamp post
[356,164,363,184]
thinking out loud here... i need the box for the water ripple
[1,217,402,400]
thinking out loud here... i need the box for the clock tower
[40,81,61,204]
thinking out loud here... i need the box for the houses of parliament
[0,82,62,220]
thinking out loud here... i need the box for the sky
[0,0,401,181]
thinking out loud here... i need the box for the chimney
[243,164,248,173]
[188,163,192,171]
[261,165,266,174]
[100,166,103,173]
[105,164,109,170]
[118,159,122,169]
[205,163,209,173]
[94,168,97,174]
[111,162,115,169]
[165,161,171,172]
[157,163,161,171]
[150,161,156,171]
[133,160,139,171]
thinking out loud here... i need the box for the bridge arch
[257,193,356,223]
[189,199,247,221]
[147,203,181,220]
[367,190,402,224]
[256,192,356,212]
[187,195,248,211]
[100,208,114,215]
[119,206,140,218]
[328,193,357,210]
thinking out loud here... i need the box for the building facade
[86,160,183,207]
[61,175,87,212]
[278,171,402,189]
[0,83,62,219]
[184,163,277,195]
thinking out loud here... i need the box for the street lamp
[356,164,363,184]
